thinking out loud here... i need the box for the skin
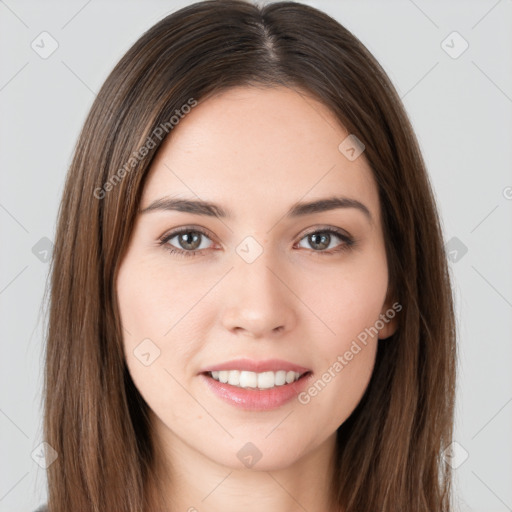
[116,85,397,512]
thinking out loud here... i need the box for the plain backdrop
[0,1,511,511]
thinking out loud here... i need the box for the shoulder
[33,505,48,512]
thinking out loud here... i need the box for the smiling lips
[199,358,313,410]
[200,357,311,389]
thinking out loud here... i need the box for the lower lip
[199,372,314,411]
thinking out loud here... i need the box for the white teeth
[274,370,286,386]
[208,369,303,389]
[257,371,274,389]
[228,370,240,386]
[285,370,296,384]
[239,370,257,388]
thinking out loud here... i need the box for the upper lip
[200,358,311,375]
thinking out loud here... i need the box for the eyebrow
[139,195,373,224]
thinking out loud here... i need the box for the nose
[220,252,298,339]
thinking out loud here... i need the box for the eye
[295,227,355,255]
[159,227,214,258]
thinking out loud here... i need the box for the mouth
[198,358,313,410]
[202,369,312,390]
[199,367,314,411]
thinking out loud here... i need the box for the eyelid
[159,225,219,245]
[297,224,352,240]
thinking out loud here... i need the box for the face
[116,85,397,472]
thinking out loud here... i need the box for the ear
[377,292,401,340]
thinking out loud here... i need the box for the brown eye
[297,228,354,254]
[307,232,331,251]
[160,227,214,258]
[174,231,203,251]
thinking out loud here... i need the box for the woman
[38,0,457,510]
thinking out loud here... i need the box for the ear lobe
[377,298,401,340]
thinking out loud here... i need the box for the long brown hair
[43,1,457,510]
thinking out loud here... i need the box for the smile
[200,370,313,411]
[208,369,304,389]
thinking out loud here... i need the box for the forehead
[142,86,379,224]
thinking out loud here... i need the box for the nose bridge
[221,244,296,336]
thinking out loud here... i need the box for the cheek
[298,290,380,433]
[306,248,388,352]
[116,254,213,393]
[296,248,387,424]
[116,255,209,345]
[116,257,205,424]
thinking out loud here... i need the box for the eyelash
[158,226,356,259]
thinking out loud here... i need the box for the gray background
[1,0,511,511]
